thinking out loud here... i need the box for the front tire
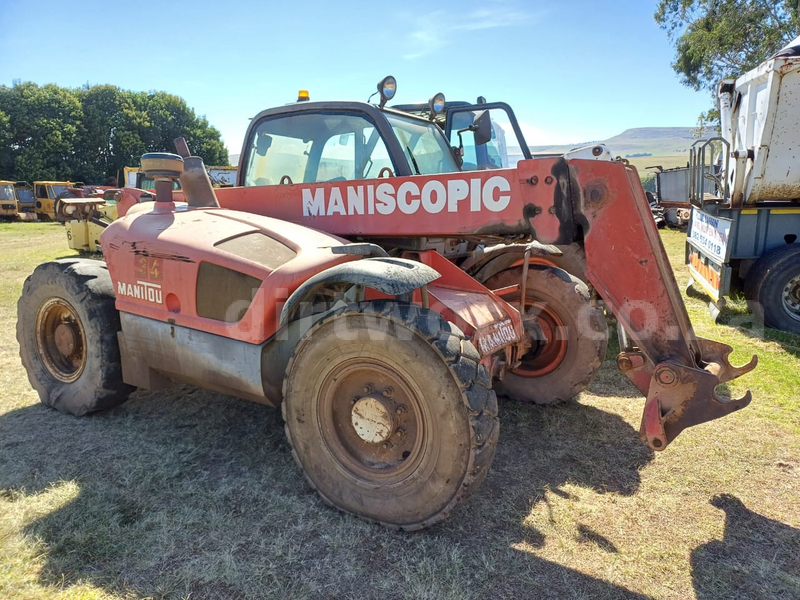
[485,266,608,404]
[17,259,134,415]
[282,302,498,530]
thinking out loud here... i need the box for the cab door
[34,183,54,218]
[444,102,532,170]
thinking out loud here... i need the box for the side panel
[725,207,800,259]
[118,312,274,405]
[102,208,355,344]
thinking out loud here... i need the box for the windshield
[384,113,460,175]
[16,188,33,203]
[0,184,14,202]
[51,185,69,197]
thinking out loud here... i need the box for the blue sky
[0,0,711,155]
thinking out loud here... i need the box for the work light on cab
[377,75,396,107]
[297,90,310,102]
[428,92,445,119]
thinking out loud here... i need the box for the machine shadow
[0,386,654,599]
[691,494,800,600]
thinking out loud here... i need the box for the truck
[0,180,17,219]
[687,36,800,333]
[18,79,757,530]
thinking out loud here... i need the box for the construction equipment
[687,36,800,333]
[124,165,236,189]
[0,181,17,219]
[646,165,693,228]
[207,165,238,187]
[32,180,75,220]
[14,182,37,221]
[18,79,757,529]
[58,188,120,253]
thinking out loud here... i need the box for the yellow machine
[33,181,73,220]
[14,182,37,221]
[124,165,235,189]
[0,181,18,219]
[62,195,119,253]
[206,165,238,187]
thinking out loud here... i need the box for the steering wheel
[279,175,293,185]
[378,167,394,178]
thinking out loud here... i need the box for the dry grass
[626,155,690,179]
[0,223,798,600]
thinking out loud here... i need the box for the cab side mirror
[472,110,491,146]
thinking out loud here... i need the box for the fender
[280,257,440,325]
[463,241,563,284]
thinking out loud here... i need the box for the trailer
[687,36,800,333]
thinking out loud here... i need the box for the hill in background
[529,126,709,159]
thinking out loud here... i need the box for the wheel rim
[782,273,800,322]
[317,358,425,485]
[35,298,87,383]
[500,294,568,378]
[517,301,569,376]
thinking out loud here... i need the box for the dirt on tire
[17,258,134,415]
[281,301,498,530]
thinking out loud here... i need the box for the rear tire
[485,266,608,404]
[744,244,800,334]
[17,258,134,415]
[282,302,498,530]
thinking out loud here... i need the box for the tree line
[0,82,228,185]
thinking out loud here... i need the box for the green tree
[655,0,800,93]
[0,82,83,181]
[0,82,229,184]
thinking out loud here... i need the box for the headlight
[377,75,396,107]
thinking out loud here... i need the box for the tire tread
[281,301,499,530]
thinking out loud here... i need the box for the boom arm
[214,157,757,450]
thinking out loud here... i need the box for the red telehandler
[17,79,757,530]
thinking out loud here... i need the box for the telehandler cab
[18,79,757,530]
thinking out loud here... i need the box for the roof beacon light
[377,76,396,108]
[297,90,310,102]
[428,92,445,120]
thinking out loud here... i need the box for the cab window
[384,113,459,175]
[449,109,510,170]
[35,184,47,198]
[0,184,14,201]
[318,133,355,181]
[244,112,396,187]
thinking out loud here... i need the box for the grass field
[0,222,798,600]
[626,155,690,180]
